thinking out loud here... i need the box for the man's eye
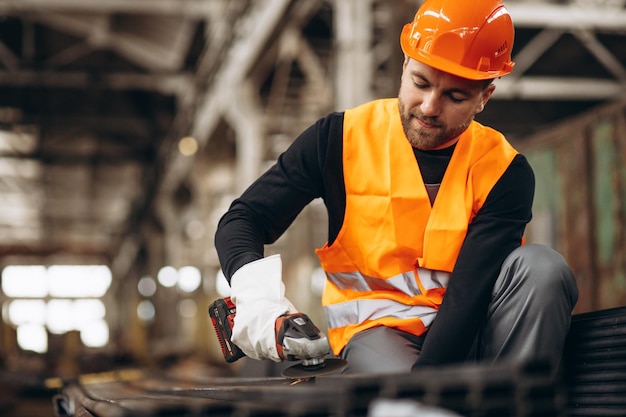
[448,95,464,103]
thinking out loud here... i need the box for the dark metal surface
[562,306,626,417]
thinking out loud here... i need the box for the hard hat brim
[400,31,513,81]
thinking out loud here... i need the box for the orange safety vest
[315,99,519,355]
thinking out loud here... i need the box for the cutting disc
[281,358,348,378]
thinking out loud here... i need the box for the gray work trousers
[338,244,579,374]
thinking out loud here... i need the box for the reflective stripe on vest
[325,298,438,329]
[326,268,450,296]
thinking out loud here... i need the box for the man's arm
[415,154,535,366]
[214,114,342,282]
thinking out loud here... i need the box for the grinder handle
[275,313,325,361]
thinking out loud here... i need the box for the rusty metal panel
[525,147,560,247]
[590,117,626,309]
[558,130,596,313]
[520,99,626,313]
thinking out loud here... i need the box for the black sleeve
[414,154,535,367]
[214,113,344,282]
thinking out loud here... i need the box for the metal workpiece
[52,367,345,416]
[49,306,626,416]
[319,359,565,417]
[53,358,566,417]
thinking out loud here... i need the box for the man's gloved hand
[229,254,297,362]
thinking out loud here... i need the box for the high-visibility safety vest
[315,98,519,355]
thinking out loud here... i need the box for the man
[214,0,578,374]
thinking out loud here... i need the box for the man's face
[398,58,495,150]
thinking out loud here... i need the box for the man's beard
[398,98,471,150]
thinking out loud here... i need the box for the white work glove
[229,254,297,362]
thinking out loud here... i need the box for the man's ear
[477,84,496,114]
[401,56,410,82]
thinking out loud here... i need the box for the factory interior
[0,0,626,415]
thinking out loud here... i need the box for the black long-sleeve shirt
[215,110,534,367]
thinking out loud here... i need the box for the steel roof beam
[507,3,626,32]
[0,71,191,95]
[0,0,218,16]
[493,76,625,100]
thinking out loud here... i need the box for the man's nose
[420,92,441,117]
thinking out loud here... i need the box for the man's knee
[504,244,578,299]
[480,244,579,364]
[340,327,423,374]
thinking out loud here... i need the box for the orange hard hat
[400,0,515,80]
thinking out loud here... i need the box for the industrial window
[1,265,112,353]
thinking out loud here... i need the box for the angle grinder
[209,297,347,378]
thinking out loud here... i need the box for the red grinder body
[208,297,245,363]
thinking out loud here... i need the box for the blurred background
[0,0,625,414]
